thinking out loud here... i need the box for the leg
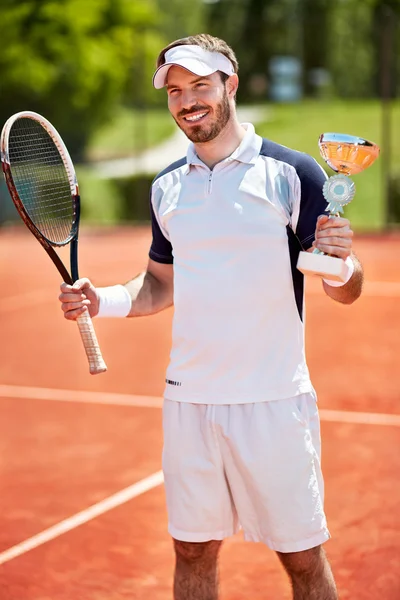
[277,545,338,600]
[173,539,223,600]
[163,401,237,598]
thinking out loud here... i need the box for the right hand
[59,278,99,320]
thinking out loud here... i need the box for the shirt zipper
[207,171,213,195]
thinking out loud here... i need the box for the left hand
[311,214,353,259]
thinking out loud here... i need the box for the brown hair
[156,33,239,75]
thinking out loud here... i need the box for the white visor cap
[153,44,235,89]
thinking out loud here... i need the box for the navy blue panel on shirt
[260,138,328,321]
[148,157,187,264]
[260,138,328,249]
[286,225,304,321]
[149,201,174,264]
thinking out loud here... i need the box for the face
[166,67,234,143]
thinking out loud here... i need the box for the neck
[193,115,246,169]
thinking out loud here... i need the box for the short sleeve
[295,156,328,249]
[149,197,173,264]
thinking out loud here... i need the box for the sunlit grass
[257,99,400,231]
[86,105,175,161]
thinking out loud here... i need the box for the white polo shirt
[149,123,328,404]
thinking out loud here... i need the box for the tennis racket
[1,111,107,375]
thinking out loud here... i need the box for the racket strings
[8,118,75,244]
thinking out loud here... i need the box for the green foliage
[2,0,398,163]
[388,173,400,223]
[203,0,400,102]
[114,174,155,221]
[205,0,297,101]
[0,0,160,158]
[128,0,206,109]
[76,166,125,224]
[155,0,206,43]
[328,1,376,98]
[76,169,154,224]
[0,0,205,160]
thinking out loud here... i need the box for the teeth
[185,112,207,122]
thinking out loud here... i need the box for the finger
[314,244,351,259]
[316,227,353,240]
[318,217,351,230]
[61,300,90,313]
[63,306,88,321]
[58,292,88,303]
[71,277,92,292]
[315,236,352,249]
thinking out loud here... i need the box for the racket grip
[76,311,107,375]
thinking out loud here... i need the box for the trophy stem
[323,174,355,215]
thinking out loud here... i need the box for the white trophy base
[297,251,350,282]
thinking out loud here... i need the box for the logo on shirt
[166,378,182,387]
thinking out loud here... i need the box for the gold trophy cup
[297,133,380,282]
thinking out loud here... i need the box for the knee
[277,545,326,580]
[173,539,222,564]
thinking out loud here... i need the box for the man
[59,34,362,600]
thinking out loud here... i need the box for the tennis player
[59,34,363,600]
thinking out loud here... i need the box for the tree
[129,0,206,110]
[327,0,399,98]
[0,0,159,158]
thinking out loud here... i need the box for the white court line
[0,386,398,566]
[0,384,163,408]
[0,384,399,427]
[0,470,164,566]
[319,408,400,427]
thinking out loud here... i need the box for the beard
[174,88,231,143]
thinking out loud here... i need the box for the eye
[195,82,207,89]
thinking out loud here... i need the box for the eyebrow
[166,75,210,90]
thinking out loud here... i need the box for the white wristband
[96,285,132,317]
[323,256,355,287]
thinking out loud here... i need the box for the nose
[179,88,197,111]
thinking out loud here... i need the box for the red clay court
[0,225,399,599]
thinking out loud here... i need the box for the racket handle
[76,312,107,375]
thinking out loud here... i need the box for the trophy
[297,133,380,282]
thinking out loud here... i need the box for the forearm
[322,253,363,304]
[124,271,173,317]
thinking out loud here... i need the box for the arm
[125,258,173,317]
[60,178,176,320]
[59,258,173,321]
[311,214,363,304]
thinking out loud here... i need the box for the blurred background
[0,6,399,597]
[0,0,399,232]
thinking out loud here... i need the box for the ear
[226,74,239,98]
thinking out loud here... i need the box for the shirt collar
[185,122,262,172]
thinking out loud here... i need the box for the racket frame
[1,111,107,374]
[1,111,80,284]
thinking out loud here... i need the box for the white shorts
[162,392,330,553]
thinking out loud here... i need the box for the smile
[183,111,209,123]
